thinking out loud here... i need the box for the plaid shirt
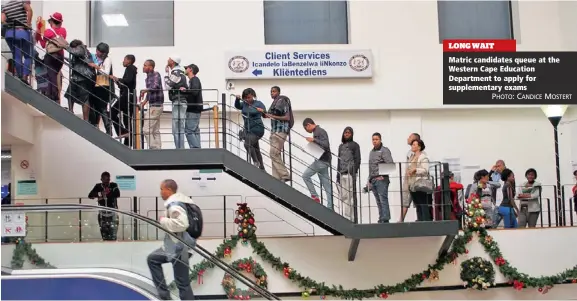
[145,71,164,106]
[269,97,290,133]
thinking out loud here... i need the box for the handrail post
[155,197,159,240]
[213,106,220,148]
[223,195,227,242]
[221,93,227,149]
[398,162,404,221]
[288,133,293,186]
[132,196,138,240]
[441,162,451,221]
[135,101,142,150]
[78,198,82,242]
[44,198,49,242]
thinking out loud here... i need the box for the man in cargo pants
[147,179,196,300]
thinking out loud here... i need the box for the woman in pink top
[37,12,66,103]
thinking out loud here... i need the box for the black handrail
[2,204,280,300]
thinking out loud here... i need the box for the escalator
[1,204,280,300]
[1,35,458,240]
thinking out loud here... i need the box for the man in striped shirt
[1,0,33,83]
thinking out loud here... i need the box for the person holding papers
[367,133,394,223]
[302,118,333,209]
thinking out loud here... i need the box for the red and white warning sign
[20,160,29,169]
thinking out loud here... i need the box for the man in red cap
[37,12,67,103]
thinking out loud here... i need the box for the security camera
[226,81,235,90]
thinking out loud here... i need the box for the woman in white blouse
[88,42,113,134]
[406,139,433,221]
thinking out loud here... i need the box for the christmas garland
[9,198,577,299]
[169,199,577,299]
[222,257,268,300]
[460,257,495,290]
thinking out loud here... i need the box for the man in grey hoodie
[147,179,195,300]
[337,127,361,219]
[302,118,333,209]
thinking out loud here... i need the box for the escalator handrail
[2,204,280,300]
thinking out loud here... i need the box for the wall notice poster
[1,211,26,237]
[199,169,221,188]
[16,180,37,196]
[115,175,136,191]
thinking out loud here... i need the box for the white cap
[169,55,181,65]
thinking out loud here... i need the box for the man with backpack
[265,86,293,182]
[147,179,202,301]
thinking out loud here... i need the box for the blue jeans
[371,177,391,223]
[498,206,518,228]
[302,160,333,208]
[5,28,32,77]
[171,101,187,149]
[185,112,201,148]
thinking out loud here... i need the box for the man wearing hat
[165,55,188,149]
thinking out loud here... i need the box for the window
[264,0,348,45]
[89,1,174,47]
[437,0,513,42]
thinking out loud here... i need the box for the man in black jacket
[88,172,121,241]
[302,118,333,209]
[184,64,203,148]
[111,54,137,147]
[337,127,361,220]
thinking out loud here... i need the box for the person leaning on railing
[516,168,541,228]
[1,0,33,84]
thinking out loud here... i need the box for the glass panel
[437,0,513,42]
[264,0,349,45]
[90,1,174,47]
[1,205,276,299]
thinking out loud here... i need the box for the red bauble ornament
[538,288,543,293]
[380,292,388,299]
[465,249,469,254]
[246,296,251,300]
[234,295,239,299]
[572,279,577,284]
[248,218,255,225]
[234,218,240,224]
[422,274,427,279]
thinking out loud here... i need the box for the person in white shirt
[401,132,420,221]
[147,179,195,300]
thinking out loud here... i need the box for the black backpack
[277,95,294,129]
[168,202,203,239]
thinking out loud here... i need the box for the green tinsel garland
[10,238,55,269]
[168,199,577,299]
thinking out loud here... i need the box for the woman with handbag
[36,12,67,103]
[406,139,433,221]
[65,39,96,121]
[88,42,113,134]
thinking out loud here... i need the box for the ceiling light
[101,14,128,27]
